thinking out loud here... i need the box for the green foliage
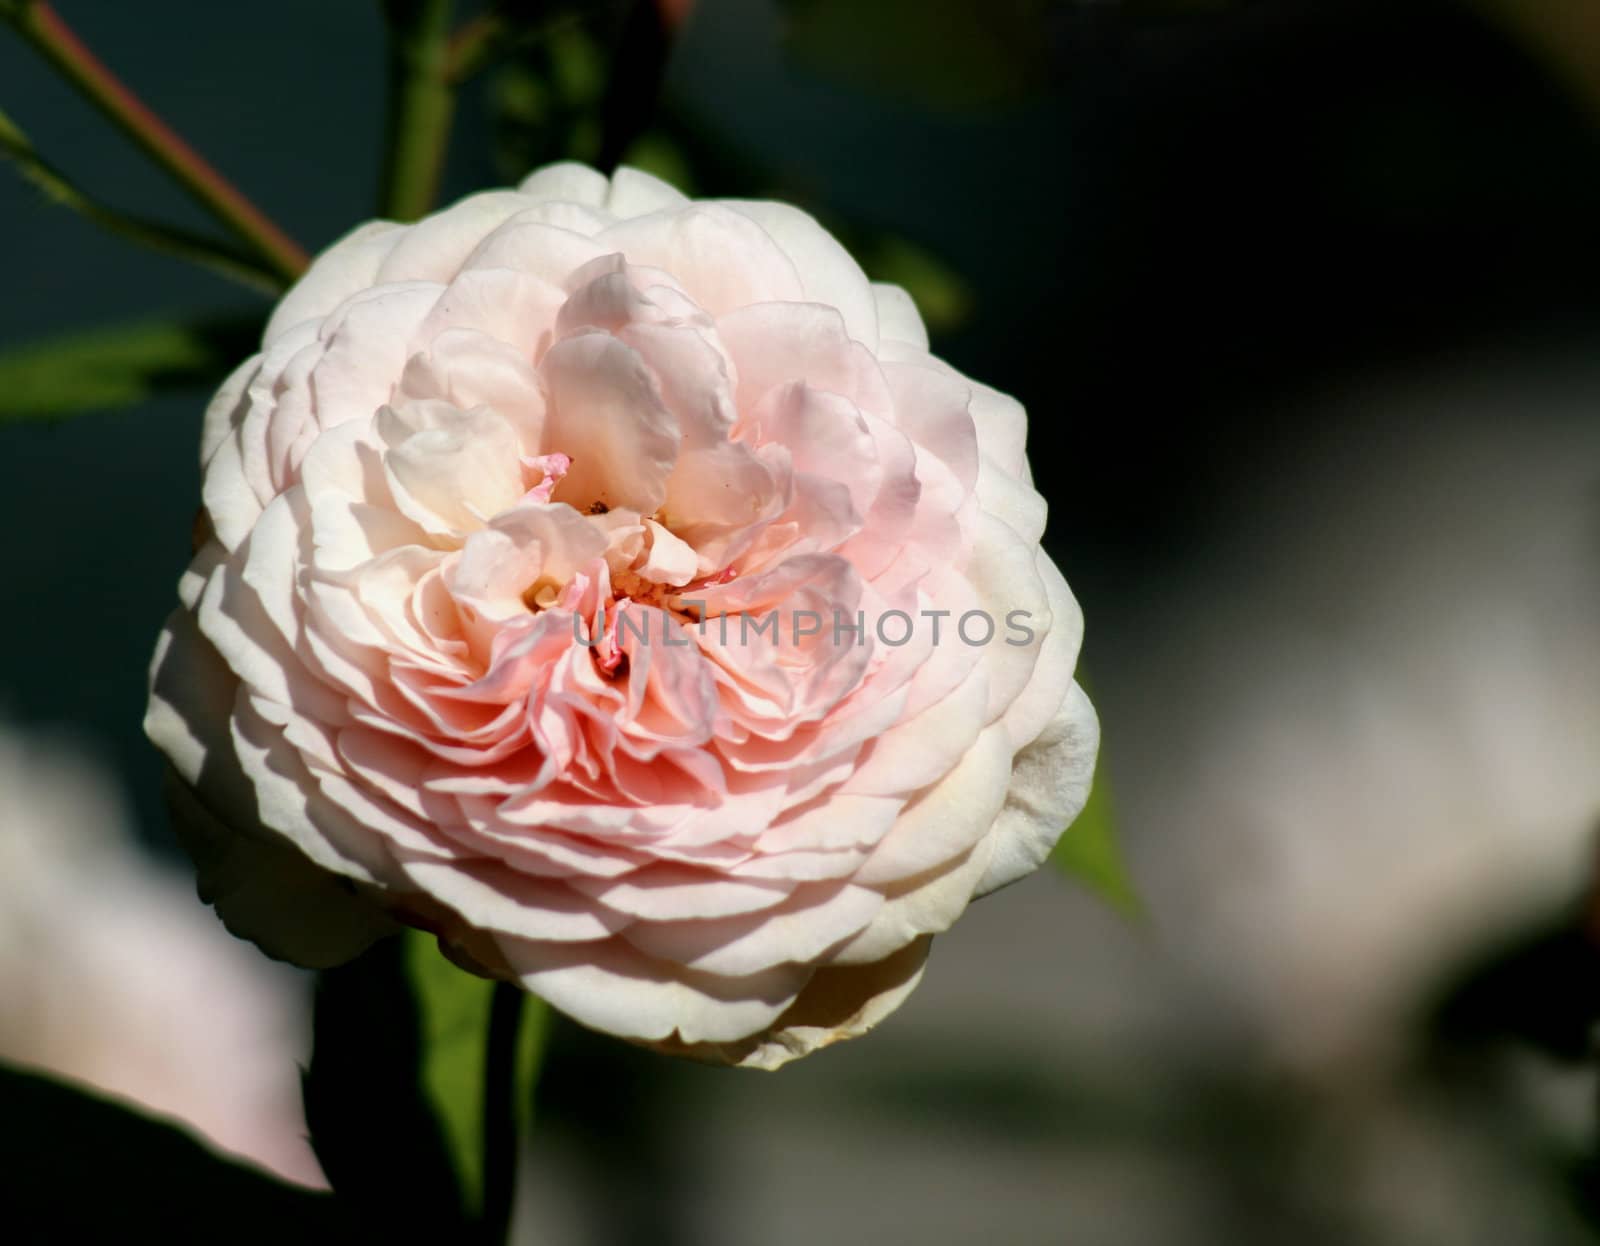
[620,130,696,194]
[778,0,1057,111]
[490,20,609,175]
[857,234,973,336]
[0,1062,353,1243]
[1052,747,1141,918]
[303,930,548,1236]
[0,316,258,421]
[405,930,548,1213]
[777,0,1251,111]
[1119,0,1246,11]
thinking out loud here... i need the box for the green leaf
[406,929,548,1219]
[1052,747,1141,918]
[0,1062,353,1243]
[303,930,548,1236]
[0,317,258,421]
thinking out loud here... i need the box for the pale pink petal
[871,282,928,350]
[569,867,792,921]
[517,161,611,207]
[619,882,883,977]
[595,205,806,317]
[715,198,879,350]
[498,935,807,1045]
[974,681,1099,895]
[375,191,533,284]
[850,723,1012,887]
[263,220,407,345]
[540,332,680,514]
[402,859,630,941]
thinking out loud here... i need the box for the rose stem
[377,0,458,222]
[5,2,310,285]
[0,105,283,291]
[444,10,503,86]
[479,981,526,1246]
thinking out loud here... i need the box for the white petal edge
[973,680,1100,896]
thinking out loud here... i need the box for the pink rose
[146,163,1097,1068]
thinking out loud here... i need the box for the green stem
[4,2,309,282]
[478,982,524,1246]
[378,0,457,222]
[0,106,282,292]
[445,8,590,87]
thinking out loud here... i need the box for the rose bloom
[147,163,1097,1068]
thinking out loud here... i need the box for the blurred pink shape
[0,726,325,1187]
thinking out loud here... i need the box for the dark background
[4,2,1600,1243]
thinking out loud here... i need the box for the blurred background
[4,0,1600,1242]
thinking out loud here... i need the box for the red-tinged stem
[8,3,309,282]
[445,10,502,85]
[654,0,697,34]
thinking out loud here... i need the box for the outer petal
[619,882,883,977]
[872,282,929,350]
[658,937,932,1069]
[375,191,531,283]
[401,860,630,942]
[973,680,1100,896]
[263,220,407,345]
[146,591,397,967]
[607,166,690,218]
[851,721,1012,887]
[518,161,611,208]
[881,339,1031,481]
[998,552,1086,751]
[162,769,399,968]
[716,199,879,350]
[830,837,994,966]
[199,354,259,466]
[497,935,808,1045]
[147,556,260,829]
